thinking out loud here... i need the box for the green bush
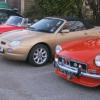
[25,0,83,19]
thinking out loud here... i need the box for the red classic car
[54,36,100,87]
[0,16,30,34]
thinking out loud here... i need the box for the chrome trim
[55,61,100,79]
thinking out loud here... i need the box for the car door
[57,30,86,44]
[56,21,96,45]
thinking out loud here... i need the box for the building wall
[7,0,21,12]
[21,0,34,14]
[2,0,34,14]
[0,0,6,2]
[21,0,24,14]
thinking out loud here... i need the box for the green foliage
[88,0,100,25]
[38,0,83,17]
[25,0,83,19]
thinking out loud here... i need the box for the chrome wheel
[33,48,47,65]
[28,44,51,66]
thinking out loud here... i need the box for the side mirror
[61,29,70,33]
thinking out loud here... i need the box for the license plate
[0,47,4,53]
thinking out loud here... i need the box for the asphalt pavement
[0,57,99,100]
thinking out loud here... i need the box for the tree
[38,0,83,17]
[75,0,83,18]
[87,0,100,24]
[25,0,84,19]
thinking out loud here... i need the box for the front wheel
[28,44,51,66]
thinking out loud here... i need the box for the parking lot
[0,56,99,100]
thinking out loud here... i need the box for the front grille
[70,60,87,70]
[58,57,87,72]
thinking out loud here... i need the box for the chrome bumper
[54,61,100,79]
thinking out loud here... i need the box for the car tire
[28,44,51,67]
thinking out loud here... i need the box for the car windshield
[28,18,64,33]
[5,16,23,26]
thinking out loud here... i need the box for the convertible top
[65,16,94,29]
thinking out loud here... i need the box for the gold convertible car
[0,17,99,66]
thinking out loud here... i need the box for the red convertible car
[54,36,100,87]
[0,16,30,34]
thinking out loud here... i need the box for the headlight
[10,41,21,47]
[55,45,62,54]
[95,55,100,67]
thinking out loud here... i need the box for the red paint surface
[55,36,100,87]
[55,69,100,87]
[0,24,25,34]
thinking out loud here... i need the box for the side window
[0,12,8,23]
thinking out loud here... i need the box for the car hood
[0,24,24,33]
[60,36,100,62]
[0,29,49,42]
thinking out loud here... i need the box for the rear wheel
[28,44,51,66]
